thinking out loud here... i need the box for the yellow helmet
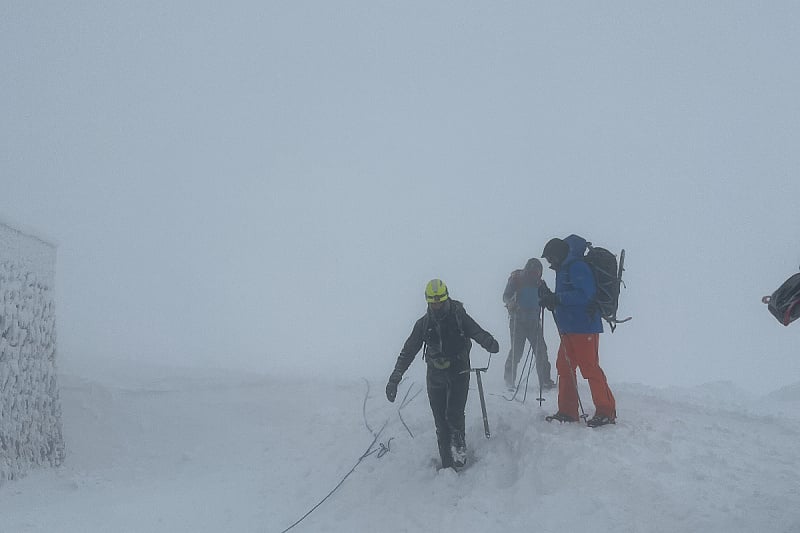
[425,279,449,303]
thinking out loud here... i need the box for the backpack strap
[421,301,469,363]
[421,313,430,361]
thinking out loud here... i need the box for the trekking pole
[521,345,536,404]
[563,351,588,422]
[504,301,534,403]
[550,309,588,422]
[535,306,545,406]
[504,343,532,402]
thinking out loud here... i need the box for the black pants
[504,313,551,387]
[426,365,469,467]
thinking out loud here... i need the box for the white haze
[2,2,799,393]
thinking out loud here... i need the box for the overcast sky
[2,2,799,393]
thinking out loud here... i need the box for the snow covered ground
[0,361,799,533]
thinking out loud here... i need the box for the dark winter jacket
[553,235,603,334]
[503,270,544,320]
[392,300,498,375]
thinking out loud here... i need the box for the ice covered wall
[0,221,63,483]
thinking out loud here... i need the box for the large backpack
[583,242,631,332]
[763,272,800,326]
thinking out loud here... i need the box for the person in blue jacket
[539,235,616,427]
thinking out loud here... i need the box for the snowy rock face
[0,222,64,483]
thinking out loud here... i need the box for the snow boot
[587,415,616,428]
[450,430,467,468]
[545,412,578,423]
[542,379,556,390]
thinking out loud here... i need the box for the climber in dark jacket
[386,279,499,469]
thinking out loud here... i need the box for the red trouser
[556,333,616,420]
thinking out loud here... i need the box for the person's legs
[504,316,526,388]
[571,334,616,419]
[446,369,470,466]
[555,336,579,420]
[527,320,553,386]
[427,369,452,467]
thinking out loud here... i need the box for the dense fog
[2,2,798,392]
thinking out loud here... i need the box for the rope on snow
[279,378,423,532]
[279,420,388,533]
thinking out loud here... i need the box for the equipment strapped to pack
[584,242,632,332]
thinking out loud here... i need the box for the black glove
[385,370,402,402]
[539,291,559,311]
[386,381,398,402]
[487,338,499,354]
[538,282,552,299]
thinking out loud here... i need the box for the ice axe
[464,354,492,439]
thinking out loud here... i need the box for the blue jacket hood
[563,234,589,265]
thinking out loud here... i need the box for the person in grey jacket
[386,279,499,469]
[503,258,555,390]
